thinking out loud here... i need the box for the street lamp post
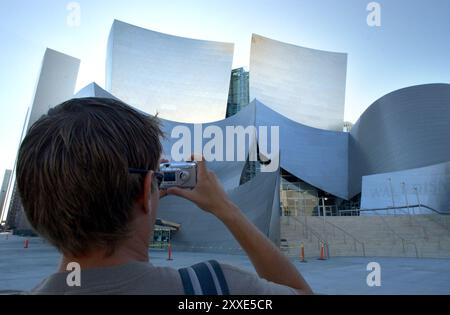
[414,187,421,214]
[402,182,412,224]
[322,197,328,242]
[301,191,308,237]
[402,182,411,215]
[388,178,396,215]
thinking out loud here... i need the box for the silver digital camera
[159,161,197,189]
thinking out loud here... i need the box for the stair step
[281,214,450,258]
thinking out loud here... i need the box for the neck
[58,230,150,272]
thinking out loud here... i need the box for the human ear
[141,170,154,214]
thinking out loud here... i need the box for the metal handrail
[415,206,450,231]
[340,204,450,232]
[339,204,449,216]
[290,215,366,257]
[339,210,417,255]
[341,206,419,258]
[320,218,366,257]
[375,212,419,258]
[343,208,419,256]
[420,204,450,215]
[289,215,323,250]
[342,206,427,238]
[339,206,421,257]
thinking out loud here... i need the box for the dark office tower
[226,68,249,117]
[226,68,253,182]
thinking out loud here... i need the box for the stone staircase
[281,214,450,259]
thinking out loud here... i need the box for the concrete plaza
[1,234,449,294]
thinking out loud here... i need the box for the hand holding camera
[159,161,197,189]
[165,156,238,219]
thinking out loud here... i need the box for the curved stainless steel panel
[255,100,349,199]
[106,20,234,123]
[77,84,349,199]
[349,84,450,198]
[74,83,450,207]
[360,161,450,214]
[159,168,280,253]
[159,103,257,189]
[250,34,347,131]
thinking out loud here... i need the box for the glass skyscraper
[226,67,249,118]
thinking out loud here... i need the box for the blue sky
[0,0,450,178]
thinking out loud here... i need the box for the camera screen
[163,172,176,182]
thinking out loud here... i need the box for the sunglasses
[128,168,164,189]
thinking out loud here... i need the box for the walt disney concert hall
[3,20,450,256]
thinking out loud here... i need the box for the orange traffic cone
[318,241,326,260]
[167,242,173,261]
[24,239,29,249]
[300,242,307,263]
